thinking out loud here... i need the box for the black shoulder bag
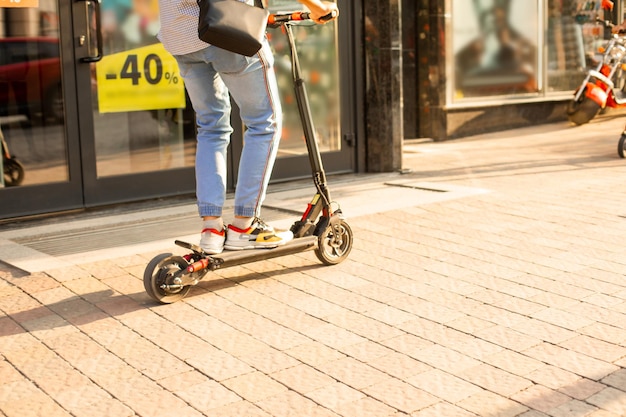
[197,0,269,57]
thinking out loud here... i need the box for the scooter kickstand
[175,239,204,254]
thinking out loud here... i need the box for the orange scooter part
[584,82,608,108]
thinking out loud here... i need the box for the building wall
[362,0,403,171]
[406,0,622,141]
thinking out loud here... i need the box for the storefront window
[450,0,614,103]
[451,0,540,100]
[547,0,610,92]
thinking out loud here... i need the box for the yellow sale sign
[96,43,185,113]
[0,0,39,7]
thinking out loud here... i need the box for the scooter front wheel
[618,133,626,158]
[315,219,353,265]
[143,253,192,303]
[567,94,601,126]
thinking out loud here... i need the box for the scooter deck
[176,235,318,268]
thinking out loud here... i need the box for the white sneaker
[224,218,293,250]
[199,227,225,254]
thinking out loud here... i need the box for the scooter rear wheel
[3,158,25,187]
[315,219,353,265]
[144,253,192,303]
[567,94,601,126]
[618,133,626,158]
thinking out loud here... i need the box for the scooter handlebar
[268,10,337,26]
[596,18,626,35]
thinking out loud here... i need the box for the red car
[0,37,63,123]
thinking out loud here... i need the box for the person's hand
[613,21,626,34]
[309,1,338,24]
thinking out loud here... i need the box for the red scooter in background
[567,0,626,125]
[1,128,25,187]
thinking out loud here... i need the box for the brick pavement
[2,113,626,416]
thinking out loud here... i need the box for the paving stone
[601,368,626,391]
[547,399,598,417]
[458,363,534,397]
[559,335,626,363]
[0,379,74,416]
[523,343,619,381]
[169,378,241,411]
[456,390,528,417]
[483,349,544,377]
[587,387,626,416]
[284,341,346,367]
[411,401,479,417]
[510,384,571,413]
[317,356,389,390]
[408,344,481,374]
[362,378,439,414]
[241,347,303,374]
[306,381,365,410]
[11,273,61,294]
[368,351,432,380]
[333,396,397,417]
[255,390,341,417]
[207,400,272,417]
[185,349,254,382]
[222,371,288,403]
[474,324,542,352]
[557,378,606,401]
[270,363,335,394]
[407,369,483,403]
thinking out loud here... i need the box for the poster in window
[452,0,539,100]
[0,0,39,7]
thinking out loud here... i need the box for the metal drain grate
[15,207,297,257]
[384,183,448,193]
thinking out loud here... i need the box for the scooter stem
[285,23,332,203]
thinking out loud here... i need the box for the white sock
[202,218,224,232]
[231,217,253,230]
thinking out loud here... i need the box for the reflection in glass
[91,0,339,179]
[268,0,341,156]
[546,0,607,92]
[452,0,539,99]
[93,0,195,178]
[0,7,68,187]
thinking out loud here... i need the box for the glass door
[0,0,84,219]
[72,0,197,206]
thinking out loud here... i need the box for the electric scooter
[143,11,352,304]
[568,0,625,125]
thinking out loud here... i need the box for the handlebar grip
[319,10,338,22]
[268,12,309,25]
[268,10,337,25]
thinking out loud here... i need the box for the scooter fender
[584,82,608,108]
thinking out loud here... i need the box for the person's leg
[175,49,233,219]
[175,48,232,253]
[213,39,282,219]
[211,40,293,249]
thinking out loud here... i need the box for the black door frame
[0,0,83,220]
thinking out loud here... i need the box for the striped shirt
[157,0,254,56]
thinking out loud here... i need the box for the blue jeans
[174,39,282,218]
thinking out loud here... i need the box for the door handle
[78,0,103,62]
